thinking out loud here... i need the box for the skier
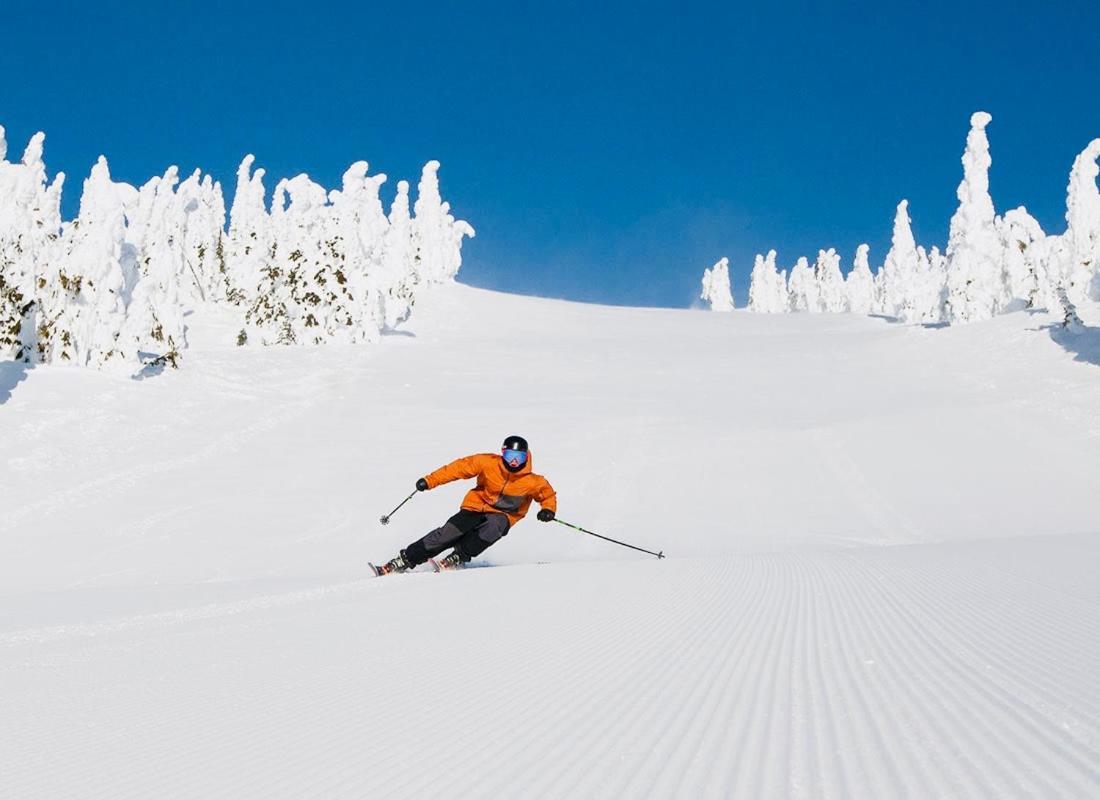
[374,435,558,574]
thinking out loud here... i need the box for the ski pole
[379,489,418,525]
[554,519,665,559]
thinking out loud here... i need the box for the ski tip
[368,562,381,577]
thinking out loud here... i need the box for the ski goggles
[502,448,528,467]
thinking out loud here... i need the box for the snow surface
[3,284,1100,798]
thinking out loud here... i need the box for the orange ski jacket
[424,453,557,527]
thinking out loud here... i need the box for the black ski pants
[403,510,510,566]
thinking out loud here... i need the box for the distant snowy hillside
[711,112,1100,325]
[3,284,1100,797]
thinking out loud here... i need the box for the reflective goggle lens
[502,448,527,466]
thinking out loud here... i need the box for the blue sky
[2,1,1098,307]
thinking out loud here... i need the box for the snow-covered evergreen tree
[177,170,229,304]
[845,245,875,314]
[1055,284,1085,333]
[0,122,472,366]
[243,174,359,346]
[944,112,1003,323]
[226,155,270,304]
[815,248,846,312]
[875,200,923,320]
[381,179,416,323]
[326,161,418,335]
[36,157,136,369]
[788,256,818,312]
[1,128,67,362]
[412,160,448,285]
[1,128,62,361]
[410,161,475,288]
[234,157,476,347]
[1061,139,1100,302]
[701,257,734,311]
[746,250,788,312]
[118,167,188,363]
[693,111,1095,328]
[912,246,947,323]
[997,208,1049,312]
[326,161,382,335]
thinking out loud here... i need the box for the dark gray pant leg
[453,513,511,561]
[404,510,486,566]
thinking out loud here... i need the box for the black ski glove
[537,508,555,522]
[416,478,429,492]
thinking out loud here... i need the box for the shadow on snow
[0,361,32,405]
[1048,322,1100,367]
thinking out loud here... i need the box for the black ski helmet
[501,435,529,472]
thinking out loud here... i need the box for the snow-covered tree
[411,161,475,288]
[997,208,1049,312]
[944,112,1003,323]
[226,155,270,303]
[747,250,788,312]
[36,157,136,369]
[912,246,947,323]
[325,161,383,334]
[0,128,65,362]
[1055,284,1085,334]
[234,157,476,347]
[845,244,875,314]
[243,174,360,346]
[407,161,476,295]
[815,248,846,312]
[700,256,734,311]
[412,160,448,285]
[691,111,1096,329]
[5,120,477,368]
[875,200,923,320]
[326,161,420,334]
[788,256,818,312]
[381,179,416,322]
[118,167,189,364]
[1061,139,1100,301]
[177,170,229,304]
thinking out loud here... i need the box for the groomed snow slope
[2,284,1100,798]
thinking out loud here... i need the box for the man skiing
[373,435,557,574]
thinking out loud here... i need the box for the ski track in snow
[3,285,1100,797]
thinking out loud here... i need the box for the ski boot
[431,551,465,572]
[370,551,412,577]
